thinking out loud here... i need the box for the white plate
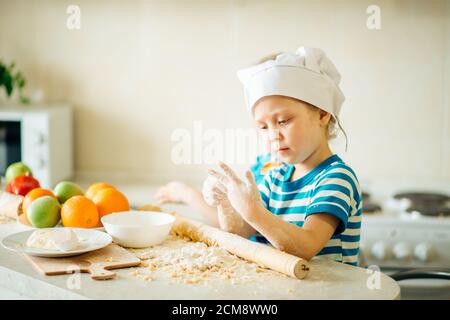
[1,228,112,257]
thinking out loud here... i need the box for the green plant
[0,60,29,104]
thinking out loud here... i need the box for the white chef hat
[237,47,348,148]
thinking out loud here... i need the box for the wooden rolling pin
[170,215,309,280]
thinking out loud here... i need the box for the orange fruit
[85,182,115,200]
[61,195,99,228]
[22,188,57,225]
[92,188,130,222]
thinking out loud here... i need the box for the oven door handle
[390,268,450,281]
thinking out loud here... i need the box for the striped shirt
[250,154,362,266]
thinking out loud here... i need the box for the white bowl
[101,211,176,248]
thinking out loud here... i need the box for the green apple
[27,196,61,228]
[53,181,84,204]
[5,162,33,184]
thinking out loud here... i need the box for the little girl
[203,47,362,266]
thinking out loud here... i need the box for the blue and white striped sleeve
[306,171,356,234]
[257,172,272,209]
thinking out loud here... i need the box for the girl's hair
[256,52,345,147]
[302,101,338,141]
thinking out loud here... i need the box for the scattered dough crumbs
[126,234,286,285]
[0,216,14,224]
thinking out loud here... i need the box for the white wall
[444,0,450,178]
[0,0,449,187]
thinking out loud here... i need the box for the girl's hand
[201,174,228,206]
[154,181,194,205]
[202,173,255,235]
[208,161,263,221]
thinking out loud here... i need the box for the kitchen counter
[0,183,401,299]
[0,222,401,300]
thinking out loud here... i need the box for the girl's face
[253,95,330,164]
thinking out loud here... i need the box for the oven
[360,191,450,300]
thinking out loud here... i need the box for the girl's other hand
[201,175,228,206]
[154,181,194,205]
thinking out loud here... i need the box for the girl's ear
[319,110,331,127]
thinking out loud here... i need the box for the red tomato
[9,176,40,196]
[5,182,13,193]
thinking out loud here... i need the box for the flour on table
[0,214,16,224]
[126,234,287,286]
[0,215,13,224]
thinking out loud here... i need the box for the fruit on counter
[92,188,130,222]
[8,175,40,196]
[5,182,13,193]
[85,182,115,200]
[27,196,61,228]
[5,162,33,184]
[21,188,57,225]
[61,196,99,228]
[53,181,84,204]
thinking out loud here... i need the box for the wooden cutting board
[25,244,141,280]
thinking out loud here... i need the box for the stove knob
[393,242,412,261]
[414,242,435,262]
[371,241,391,261]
